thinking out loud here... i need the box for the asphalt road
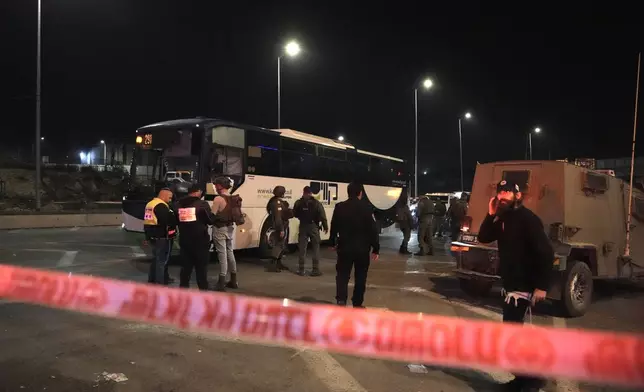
[0,227,642,392]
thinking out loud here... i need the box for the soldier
[395,202,413,254]
[432,198,447,238]
[414,195,434,256]
[447,194,468,239]
[210,176,243,291]
[293,186,328,276]
[176,183,217,290]
[266,185,293,272]
[143,188,177,285]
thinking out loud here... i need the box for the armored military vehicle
[451,160,644,317]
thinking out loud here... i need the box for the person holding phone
[478,180,554,392]
[329,182,380,308]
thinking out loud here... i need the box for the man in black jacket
[176,183,218,290]
[478,180,554,392]
[330,182,380,308]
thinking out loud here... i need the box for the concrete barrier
[0,213,122,230]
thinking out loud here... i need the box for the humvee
[451,160,644,317]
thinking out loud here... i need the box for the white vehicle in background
[164,171,193,183]
[122,118,410,257]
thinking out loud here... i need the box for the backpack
[221,194,245,225]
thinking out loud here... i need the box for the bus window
[348,152,370,183]
[246,129,280,176]
[210,147,243,178]
[281,138,318,179]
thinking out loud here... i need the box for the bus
[122,117,410,257]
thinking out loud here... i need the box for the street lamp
[423,170,428,175]
[337,135,344,142]
[277,40,301,128]
[529,127,541,160]
[35,0,42,210]
[100,140,106,168]
[458,112,473,192]
[414,77,434,198]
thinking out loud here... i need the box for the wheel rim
[570,272,588,307]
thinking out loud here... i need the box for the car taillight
[461,216,473,233]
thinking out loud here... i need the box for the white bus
[122,118,409,257]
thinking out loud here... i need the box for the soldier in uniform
[415,195,434,256]
[395,202,413,254]
[266,185,292,272]
[293,186,328,276]
[144,188,177,285]
[432,198,447,238]
[176,183,217,290]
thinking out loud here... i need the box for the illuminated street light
[529,127,542,160]
[423,170,428,175]
[285,41,301,57]
[277,40,303,128]
[414,76,436,198]
[40,137,44,141]
[338,136,344,142]
[458,112,474,192]
[100,140,106,168]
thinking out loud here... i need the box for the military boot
[215,275,226,292]
[226,273,238,289]
[310,266,322,277]
[267,259,281,273]
[296,265,306,276]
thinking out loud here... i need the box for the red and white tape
[0,264,642,388]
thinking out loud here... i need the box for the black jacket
[478,205,554,292]
[144,202,177,239]
[330,197,380,254]
[176,196,217,245]
[294,196,328,231]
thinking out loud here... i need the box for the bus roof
[136,118,405,163]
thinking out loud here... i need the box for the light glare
[422,78,433,89]
[338,136,344,141]
[534,127,541,133]
[285,41,301,57]
[464,112,472,119]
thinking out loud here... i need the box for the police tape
[0,264,642,388]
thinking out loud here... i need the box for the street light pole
[528,132,533,160]
[458,118,464,192]
[413,78,433,198]
[35,0,42,210]
[276,40,301,129]
[101,140,106,169]
[277,55,281,129]
[414,88,418,198]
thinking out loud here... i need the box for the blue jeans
[213,225,236,277]
[149,238,172,284]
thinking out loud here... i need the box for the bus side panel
[232,174,405,249]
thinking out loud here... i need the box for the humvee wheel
[459,278,493,297]
[561,261,593,318]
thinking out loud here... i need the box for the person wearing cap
[210,176,240,291]
[293,186,328,276]
[266,185,293,272]
[176,183,217,290]
[144,188,177,285]
[478,180,554,392]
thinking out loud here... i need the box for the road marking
[8,229,23,234]
[553,317,581,392]
[56,251,78,267]
[300,350,369,392]
[130,246,147,258]
[46,242,134,248]
[69,227,80,232]
[22,248,78,253]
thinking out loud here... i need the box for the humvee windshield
[501,170,530,192]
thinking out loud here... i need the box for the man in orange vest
[144,188,177,285]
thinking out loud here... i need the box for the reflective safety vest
[144,198,168,226]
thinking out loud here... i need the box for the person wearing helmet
[266,185,293,272]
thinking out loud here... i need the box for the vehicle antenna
[625,52,641,257]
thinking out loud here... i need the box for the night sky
[1,1,641,189]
